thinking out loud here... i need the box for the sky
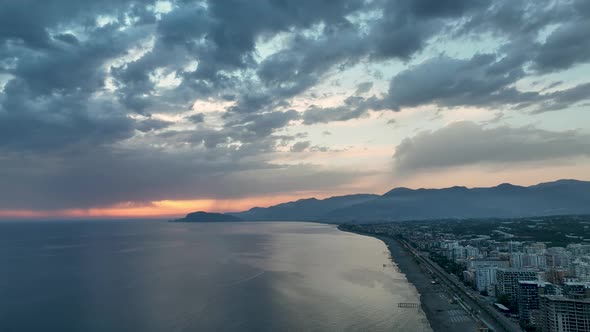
[1,0,589,219]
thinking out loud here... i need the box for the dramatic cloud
[381,53,590,112]
[0,79,135,151]
[0,0,589,214]
[533,9,590,72]
[186,113,205,124]
[535,83,590,113]
[355,82,373,95]
[302,97,371,125]
[393,121,590,173]
[0,146,361,210]
[290,141,311,153]
[135,118,173,132]
[387,54,527,109]
[370,0,488,59]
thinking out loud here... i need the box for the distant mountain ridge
[232,194,379,221]
[325,179,590,223]
[188,179,590,224]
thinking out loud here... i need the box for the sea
[0,220,431,332]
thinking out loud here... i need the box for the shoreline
[341,229,478,332]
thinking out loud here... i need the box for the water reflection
[0,221,431,331]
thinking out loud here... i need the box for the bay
[0,221,431,331]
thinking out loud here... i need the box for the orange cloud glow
[0,193,336,220]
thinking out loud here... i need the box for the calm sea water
[0,221,431,332]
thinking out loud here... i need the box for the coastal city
[341,215,590,332]
[2,0,590,330]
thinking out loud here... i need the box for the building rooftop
[497,268,538,272]
[494,303,510,310]
[564,282,590,287]
[519,280,550,286]
[542,295,590,303]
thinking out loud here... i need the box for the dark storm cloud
[301,51,583,116]
[408,0,490,18]
[290,141,311,153]
[157,109,300,152]
[459,0,590,73]
[156,4,210,45]
[13,25,137,97]
[386,54,530,109]
[186,113,205,124]
[246,0,494,115]
[154,0,368,92]
[0,79,135,151]
[222,21,370,118]
[370,0,491,59]
[393,121,590,174]
[534,83,590,113]
[0,146,361,210]
[355,82,373,95]
[0,0,153,49]
[382,53,590,112]
[135,118,173,132]
[575,0,590,17]
[459,0,561,36]
[302,96,380,125]
[534,20,590,72]
[1,0,590,210]
[53,33,79,45]
[224,109,300,139]
[287,141,334,153]
[0,24,149,151]
[257,24,367,90]
[199,0,366,72]
[297,0,590,122]
[226,93,276,115]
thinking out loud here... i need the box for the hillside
[228,179,590,223]
[230,194,378,221]
[171,211,243,223]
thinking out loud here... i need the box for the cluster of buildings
[386,225,590,331]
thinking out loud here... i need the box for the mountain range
[182,179,590,224]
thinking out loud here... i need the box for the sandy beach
[345,230,479,332]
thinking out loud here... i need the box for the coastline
[342,229,478,332]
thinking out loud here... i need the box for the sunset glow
[0,0,589,219]
[0,194,341,219]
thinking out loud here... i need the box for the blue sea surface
[0,220,431,331]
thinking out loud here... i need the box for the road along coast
[339,227,501,332]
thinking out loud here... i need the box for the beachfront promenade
[397,238,523,332]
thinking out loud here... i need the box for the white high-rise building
[475,265,498,293]
[511,252,525,268]
[464,245,480,258]
[524,254,547,269]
